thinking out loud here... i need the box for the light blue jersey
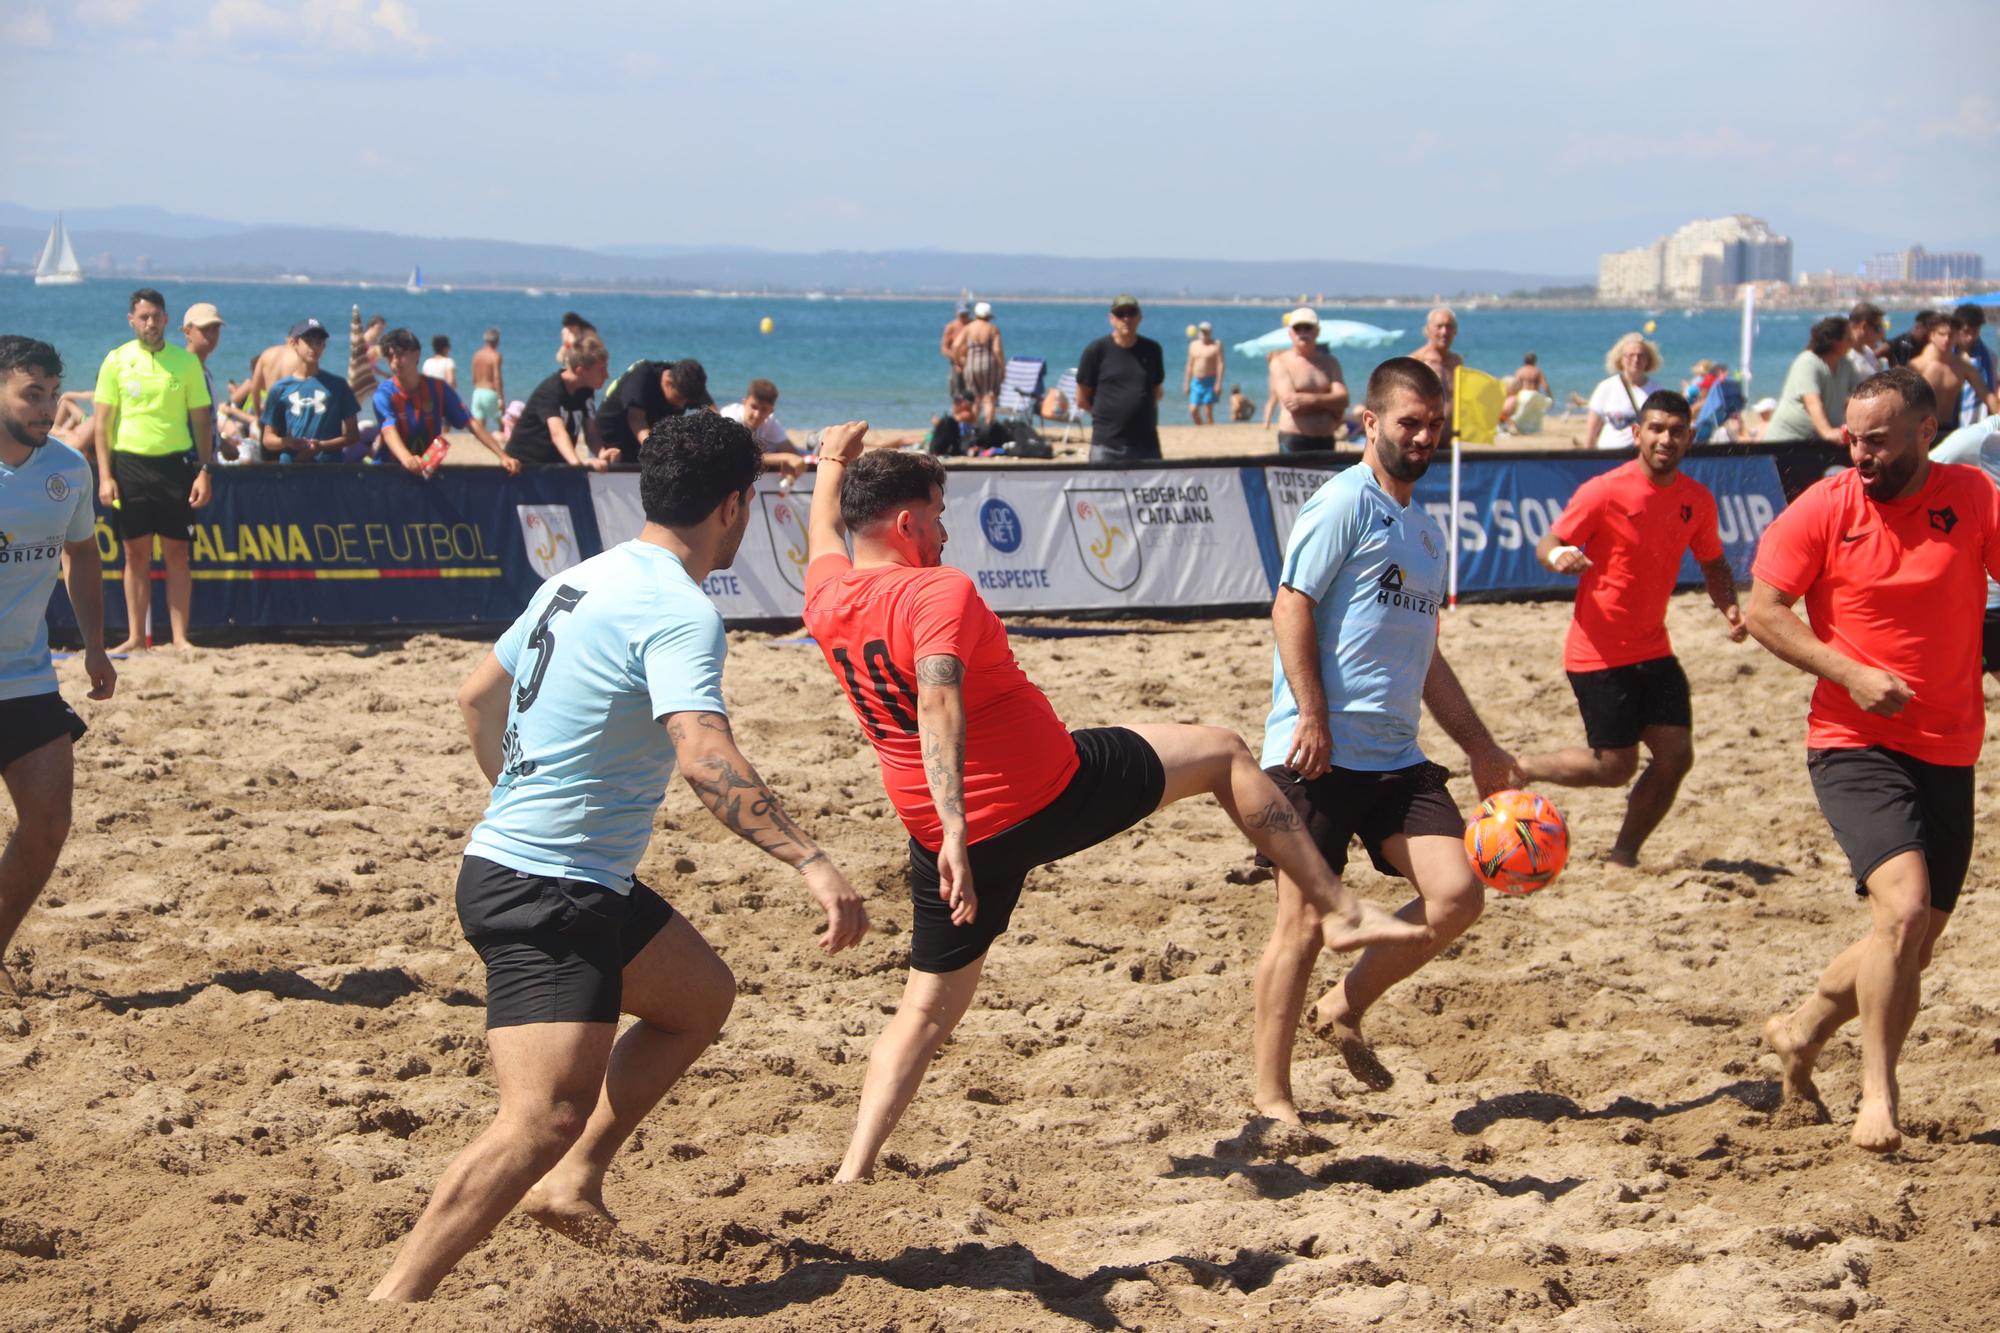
[1931,417,2000,610]
[1262,463,1447,772]
[464,541,728,891]
[0,440,97,702]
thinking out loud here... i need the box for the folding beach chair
[995,357,1046,419]
[1044,367,1089,444]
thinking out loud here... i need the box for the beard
[0,410,46,450]
[1379,441,1432,483]
[1859,452,1917,501]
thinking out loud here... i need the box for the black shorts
[1566,655,1692,751]
[0,692,86,772]
[110,452,197,542]
[1808,747,1973,914]
[456,855,676,1027]
[1276,431,1336,454]
[1257,761,1464,878]
[1983,608,2000,673]
[908,726,1166,974]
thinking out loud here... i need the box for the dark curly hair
[0,336,63,380]
[840,449,946,531]
[640,411,761,527]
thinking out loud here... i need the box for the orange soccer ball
[1463,789,1569,895]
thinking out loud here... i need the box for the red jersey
[1751,462,2000,765]
[803,555,1078,850]
[1551,461,1724,671]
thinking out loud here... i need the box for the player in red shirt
[1518,390,1746,865]
[802,423,1426,1180]
[1749,367,2000,1153]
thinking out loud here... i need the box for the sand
[4,594,1997,1332]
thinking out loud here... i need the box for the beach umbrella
[1233,320,1404,360]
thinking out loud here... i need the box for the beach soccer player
[370,414,868,1301]
[1517,390,1745,867]
[0,336,115,998]
[1256,357,1524,1111]
[801,422,1427,1178]
[1749,368,2000,1153]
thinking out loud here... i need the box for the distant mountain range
[0,203,1586,299]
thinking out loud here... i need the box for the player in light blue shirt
[0,336,116,998]
[1930,414,2000,673]
[1254,358,1522,1123]
[374,413,867,1303]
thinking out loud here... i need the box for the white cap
[1752,397,1777,414]
[972,301,992,319]
[1283,307,1320,328]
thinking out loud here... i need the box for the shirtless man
[1184,321,1225,425]
[1410,307,1463,443]
[1912,313,1999,438]
[1513,352,1549,398]
[1267,308,1347,452]
[470,328,505,432]
[939,303,972,402]
[233,339,309,420]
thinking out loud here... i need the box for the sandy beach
[3,593,1996,1331]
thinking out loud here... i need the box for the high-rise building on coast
[1598,215,1793,303]
[1865,246,1984,284]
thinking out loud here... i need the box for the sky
[4,0,1997,275]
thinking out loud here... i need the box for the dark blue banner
[47,467,602,635]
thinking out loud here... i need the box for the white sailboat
[33,213,84,287]
[405,265,425,295]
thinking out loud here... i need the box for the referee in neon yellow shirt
[91,288,215,652]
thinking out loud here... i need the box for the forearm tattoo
[921,725,967,819]
[673,715,821,865]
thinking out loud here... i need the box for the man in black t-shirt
[507,334,613,468]
[1076,295,1166,462]
[596,357,714,456]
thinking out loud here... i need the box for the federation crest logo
[980,497,1024,553]
[759,491,811,594]
[46,473,70,503]
[1420,529,1439,559]
[516,505,581,580]
[1930,506,1958,535]
[1064,488,1141,591]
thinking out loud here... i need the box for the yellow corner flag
[1453,366,1506,444]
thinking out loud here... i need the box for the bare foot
[1320,900,1429,954]
[1603,846,1639,868]
[108,639,145,655]
[168,639,198,653]
[832,1167,873,1184]
[520,1182,620,1247]
[1763,1013,1830,1123]
[1852,1093,1902,1153]
[1308,1002,1394,1091]
[1253,1095,1304,1126]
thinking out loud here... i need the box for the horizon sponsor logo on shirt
[1375,561,1438,615]
[0,531,62,565]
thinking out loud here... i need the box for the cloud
[207,0,430,53]
[1922,94,2000,144]
[2,8,54,46]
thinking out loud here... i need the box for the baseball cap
[1110,294,1142,314]
[182,302,224,329]
[1198,320,1213,332]
[973,301,993,319]
[1752,396,1778,415]
[956,301,971,314]
[288,317,330,339]
[1283,307,1320,328]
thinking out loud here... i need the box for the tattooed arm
[915,654,976,926]
[665,710,870,953]
[1422,647,1523,798]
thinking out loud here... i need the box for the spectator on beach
[233,336,307,431]
[1848,302,1887,381]
[1411,307,1464,441]
[1514,351,1551,401]
[373,327,519,476]
[260,319,361,463]
[597,357,714,458]
[926,396,979,457]
[470,328,504,431]
[1763,317,1855,444]
[1911,311,1999,434]
[1584,333,1664,449]
[1954,304,1995,425]
[506,334,612,470]
[940,303,972,401]
[349,309,385,410]
[1184,321,1224,425]
[954,302,1004,427]
[93,288,215,653]
[177,302,246,468]
[1077,295,1165,463]
[557,311,596,368]
[1229,383,1255,422]
[718,378,792,451]
[1267,307,1347,453]
[422,335,457,390]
